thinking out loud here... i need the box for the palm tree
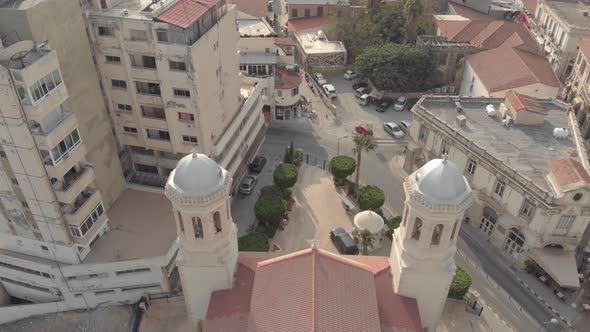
[358,229,375,255]
[352,134,375,198]
[404,0,423,44]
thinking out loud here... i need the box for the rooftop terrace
[83,189,176,264]
[545,0,590,30]
[416,97,578,194]
[294,31,346,54]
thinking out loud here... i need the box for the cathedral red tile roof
[505,90,548,114]
[155,0,219,29]
[550,158,590,188]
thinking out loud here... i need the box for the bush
[358,185,385,211]
[283,187,293,200]
[348,181,358,195]
[273,163,299,189]
[254,196,285,231]
[330,156,356,180]
[524,259,537,274]
[260,185,283,198]
[385,216,402,239]
[448,267,472,299]
[238,233,269,252]
[293,149,303,167]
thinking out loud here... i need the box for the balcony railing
[53,166,94,203]
[31,111,75,137]
[63,188,96,217]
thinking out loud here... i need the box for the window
[95,290,115,295]
[69,226,81,238]
[0,151,6,159]
[440,140,449,156]
[411,218,422,240]
[466,159,477,176]
[123,126,137,134]
[418,125,429,142]
[291,8,298,17]
[1,277,52,293]
[122,284,160,292]
[40,245,48,252]
[141,105,166,119]
[304,8,310,16]
[111,79,127,89]
[240,65,246,72]
[177,212,185,233]
[0,260,53,279]
[135,81,161,95]
[291,87,299,96]
[520,199,536,220]
[317,6,323,16]
[10,178,18,186]
[136,164,158,174]
[117,104,132,112]
[98,26,114,36]
[178,112,195,122]
[494,180,505,198]
[46,129,81,165]
[182,135,198,144]
[129,29,148,41]
[174,88,191,98]
[554,216,575,235]
[29,70,63,103]
[156,30,169,42]
[146,128,170,141]
[169,60,186,71]
[573,193,583,201]
[130,54,156,69]
[431,224,443,246]
[193,217,203,239]
[70,203,105,238]
[216,65,222,77]
[105,55,121,63]
[213,211,222,233]
[438,52,448,66]
[116,268,151,276]
[277,90,282,97]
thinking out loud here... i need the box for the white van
[359,94,370,106]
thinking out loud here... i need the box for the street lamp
[337,135,349,156]
[537,318,559,331]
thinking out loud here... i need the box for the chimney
[456,115,467,127]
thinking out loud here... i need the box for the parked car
[393,96,407,112]
[376,97,394,112]
[322,84,337,98]
[314,72,327,85]
[383,122,405,138]
[355,123,373,136]
[248,156,267,173]
[352,81,368,90]
[355,86,371,98]
[400,120,412,133]
[359,94,370,106]
[343,70,357,80]
[239,175,257,195]
[329,227,359,255]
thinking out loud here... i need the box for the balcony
[53,165,95,204]
[63,189,101,227]
[20,83,68,118]
[543,234,579,248]
[129,66,159,82]
[31,111,77,150]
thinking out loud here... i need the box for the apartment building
[531,0,590,79]
[83,0,269,188]
[404,94,590,289]
[564,39,590,139]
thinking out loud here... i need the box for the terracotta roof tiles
[505,90,548,114]
[287,16,329,32]
[275,67,302,90]
[578,39,590,62]
[156,0,219,29]
[550,158,590,188]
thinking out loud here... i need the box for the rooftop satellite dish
[0,40,35,63]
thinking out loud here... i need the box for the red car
[355,124,373,136]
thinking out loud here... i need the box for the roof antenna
[311,238,318,250]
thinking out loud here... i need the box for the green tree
[356,43,435,91]
[386,216,402,239]
[352,134,375,198]
[448,267,472,299]
[358,185,385,211]
[404,0,424,43]
[358,229,374,255]
[254,196,285,230]
[238,233,270,252]
[273,163,299,189]
[330,156,356,180]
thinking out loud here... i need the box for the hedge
[385,216,402,239]
[273,163,299,189]
[358,185,385,211]
[448,267,472,299]
[238,233,270,252]
[260,185,283,198]
[330,156,356,179]
[254,196,285,231]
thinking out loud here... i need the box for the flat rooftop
[0,0,36,9]
[417,97,577,192]
[545,0,590,30]
[83,189,176,264]
[294,31,346,54]
[238,18,274,36]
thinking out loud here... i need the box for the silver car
[383,122,405,138]
[239,175,257,195]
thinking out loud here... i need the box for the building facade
[531,0,590,79]
[564,39,590,139]
[404,94,590,289]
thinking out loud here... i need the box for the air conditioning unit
[187,124,194,128]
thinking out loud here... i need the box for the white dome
[415,158,468,202]
[353,211,384,234]
[172,153,226,196]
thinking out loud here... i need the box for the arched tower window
[431,224,444,246]
[177,212,185,233]
[213,211,222,233]
[451,219,459,240]
[411,218,422,240]
[192,217,203,239]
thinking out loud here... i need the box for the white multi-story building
[403,93,590,289]
[83,0,270,188]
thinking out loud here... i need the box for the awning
[529,248,580,288]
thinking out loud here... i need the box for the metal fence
[303,153,330,172]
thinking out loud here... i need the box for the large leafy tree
[404,0,424,43]
[352,134,375,198]
[356,43,435,91]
